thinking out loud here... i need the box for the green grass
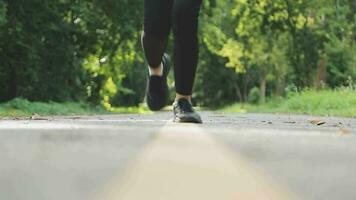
[2,89,355,118]
[221,89,356,118]
[0,98,147,118]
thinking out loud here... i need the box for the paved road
[0,112,355,200]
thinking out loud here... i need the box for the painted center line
[98,123,295,200]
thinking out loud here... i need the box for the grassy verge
[0,98,147,118]
[220,89,356,118]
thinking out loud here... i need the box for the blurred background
[0,0,355,117]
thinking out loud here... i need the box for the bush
[285,83,299,98]
[248,87,261,104]
[0,98,107,116]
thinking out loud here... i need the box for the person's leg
[142,0,173,74]
[172,0,203,123]
[142,0,173,111]
[172,0,202,100]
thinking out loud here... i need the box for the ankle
[175,93,191,103]
[148,63,163,76]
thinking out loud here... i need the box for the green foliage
[196,0,356,107]
[194,44,242,107]
[0,0,145,107]
[0,1,6,26]
[221,88,356,117]
[0,98,107,117]
[284,83,299,98]
[0,97,149,117]
[325,38,356,87]
[0,0,355,110]
[248,87,261,104]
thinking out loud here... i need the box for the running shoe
[173,98,202,123]
[145,53,171,111]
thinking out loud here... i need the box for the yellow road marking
[98,124,295,200]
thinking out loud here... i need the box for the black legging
[142,0,202,96]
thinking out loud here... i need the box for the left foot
[173,98,202,123]
[145,53,171,111]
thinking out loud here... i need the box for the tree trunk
[316,57,327,89]
[242,74,249,102]
[260,77,266,103]
[234,82,243,102]
[348,0,356,41]
[275,79,285,97]
[6,64,18,101]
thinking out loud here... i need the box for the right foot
[145,53,171,111]
[173,98,202,123]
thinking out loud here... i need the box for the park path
[0,112,355,200]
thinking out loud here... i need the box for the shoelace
[178,99,194,113]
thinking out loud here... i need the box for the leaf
[284,121,296,124]
[67,116,82,120]
[30,113,48,121]
[338,128,351,136]
[309,119,326,126]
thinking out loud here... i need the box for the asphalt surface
[0,112,355,200]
